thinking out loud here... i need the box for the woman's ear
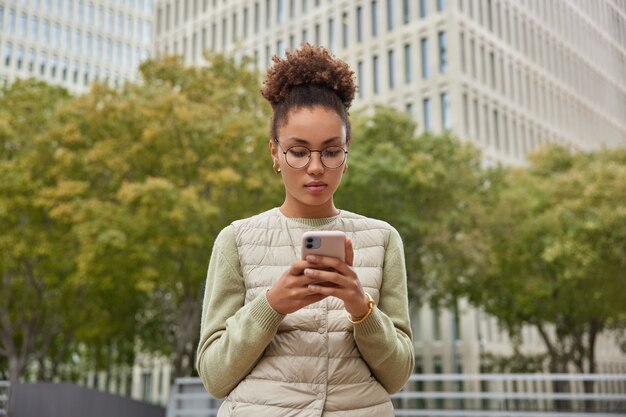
[269,139,278,160]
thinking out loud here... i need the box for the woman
[196,44,414,416]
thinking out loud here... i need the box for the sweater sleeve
[196,226,285,399]
[353,227,415,393]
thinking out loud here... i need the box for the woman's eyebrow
[287,136,344,145]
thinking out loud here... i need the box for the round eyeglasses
[276,141,348,169]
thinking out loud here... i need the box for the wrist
[347,293,375,325]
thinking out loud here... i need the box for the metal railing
[0,381,9,417]
[166,374,626,417]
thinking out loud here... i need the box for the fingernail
[306,255,317,262]
[304,268,314,276]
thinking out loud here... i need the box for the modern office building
[0,0,154,93]
[153,0,626,167]
[151,0,626,378]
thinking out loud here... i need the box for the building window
[265,0,271,28]
[459,31,465,73]
[39,52,46,75]
[438,30,447,73]
[372,54,379,94]
[7,9,15,34]
[357,60,364,98]
[314,23,320,45]
[356,6,363,42]
[432,305,441,340]
[0,6,4,32]
[420,37,428,79]
[387,49,395,89]
[277,0,284,24]
[28,49,35,72]
[423,97,431,131]
[50,55,57,77]
[419,0,426,18]
[142,372,152,402]
[342,12,348,48]
[30,16,39,40]
[403,43,411,84]
[18,13,26,37]
[441,91,450,130]
[328,18,335,52]
[371,0,378,37]
[386,0,393,31]
[277,39,284,58]
[402,0,409,24]
[437,0,445,12]
[301,28,308,43]
[405,102,414,118]
[254,2,259,33]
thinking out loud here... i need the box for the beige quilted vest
[218,208,395,417]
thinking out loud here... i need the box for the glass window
[265,0,270,28]
[28,49,35,72]
[277,0,284,24]
[254,2,259,33]
[87,3,94,25]
[64,26,71,50]
[371,0,378,36]
[420,37,428,79]
[342,12,348,48]
[50,55,57,78]
[276,39,284,58]
[387,49,395,89]
[302,0,307,13]
[437,0,445,12]
[17,46,24,69]
[423,97,431,131]
[18,13,26,37]
[78,0,84,19]
[356,6,363,42]
[67,0,74,18]
[74,30,83,52]
[8,9,15,34]
[386,0,393,30]
[419,0,426,18]
[438,31,447,72]
[30,16,39,40]
[52,24,60,48]
[441,91,450,129]
[42,20,50,43]
[402,0,409,24]
[372,54,379,94]
[4,42,13,67]
[328,18,335,52]
[314,23,320,45]
[432,305,441,340]
[39,52,46,75]
[403,43,411,84]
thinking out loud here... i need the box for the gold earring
[273,160,282,174]
[343,164,348,173]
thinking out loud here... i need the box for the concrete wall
[13,382,164,417]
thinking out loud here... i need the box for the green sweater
[196,214,414,399]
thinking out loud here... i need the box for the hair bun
[261,44,356,110]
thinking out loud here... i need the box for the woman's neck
[279,202,340,219]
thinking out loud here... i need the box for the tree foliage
[450,144,626,373]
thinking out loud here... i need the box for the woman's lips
[305,183,327,193]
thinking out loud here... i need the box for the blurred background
[1,0,625,416]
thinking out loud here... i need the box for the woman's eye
[289,149,308,158]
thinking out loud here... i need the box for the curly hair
[261,44,357,144]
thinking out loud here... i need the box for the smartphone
[301,231,346,262]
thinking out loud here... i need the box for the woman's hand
[266,259,330,315]
[302,238,370,318]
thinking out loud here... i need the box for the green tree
[449,145,626,395]
[35,54,282,380]
[0,80,73,415]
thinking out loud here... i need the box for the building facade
[153,0,626,166]
[0,0,154,93]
